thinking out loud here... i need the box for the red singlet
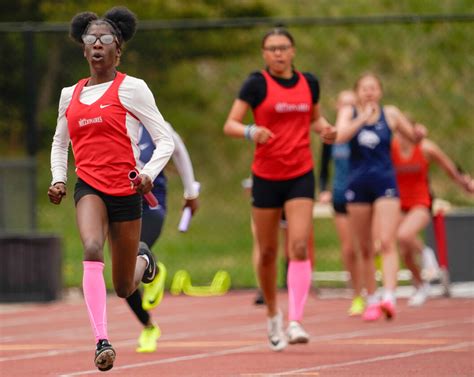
[391,138,432,211]
[66,72,137,196]
[252,70,313,180]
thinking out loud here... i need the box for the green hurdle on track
[170,270,231,296]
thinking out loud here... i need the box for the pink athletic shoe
[380,300,396,320]
[362,303,382,322]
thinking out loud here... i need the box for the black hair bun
[103,6,137,42]
[70,12,98,43]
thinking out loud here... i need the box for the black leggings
[125,206,166,325]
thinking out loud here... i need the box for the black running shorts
[74,178,142,222]
[251,170,315,208]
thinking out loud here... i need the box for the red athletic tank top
[66,72,136,196]
[252,70,313,180]
[391,138,432,210]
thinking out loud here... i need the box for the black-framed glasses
[262,44,293,53]
[82,34,116,45]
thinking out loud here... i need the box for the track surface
[1,288,473,376]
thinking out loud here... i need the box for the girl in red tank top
[224,28,337,351]
[391,137,432,211]
[47,8,173,371]
[392,126,473,307]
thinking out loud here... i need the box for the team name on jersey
[274,102,310,113]
[78,116,103,127]
[357,129,380,149]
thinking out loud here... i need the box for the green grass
[36,150,341,289]
[11,1,474,289]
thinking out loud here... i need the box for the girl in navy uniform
[335,73,425,322]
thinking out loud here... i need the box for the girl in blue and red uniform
[48,7,174,371]
[224,28,337,351]
[335,73,425,322]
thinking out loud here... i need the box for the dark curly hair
[69,6,137,47]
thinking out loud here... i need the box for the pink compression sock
[287,259,312,322]
[83,261,108,342]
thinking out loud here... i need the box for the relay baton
[178,181,200,232]
[128,170,159,208]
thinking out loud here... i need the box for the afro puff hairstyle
[69,7,137,46]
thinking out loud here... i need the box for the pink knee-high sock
[287,259,312,322]
[83,261,108,343]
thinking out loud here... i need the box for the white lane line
[269,341,474,376]
[52,318,473,376]
[1,315,471,364]
[59,344,264,376]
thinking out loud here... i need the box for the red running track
[1,290,473,376]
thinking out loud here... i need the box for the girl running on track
[335,72,425,322]
[392,120,474,306]
[319,89,365,316]
[127,123,199,353]
[224,27,336,351]
[48,7,174,371]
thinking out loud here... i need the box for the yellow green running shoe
[348,296,365,316]
[136,325,161,353]
[142,262,167,311]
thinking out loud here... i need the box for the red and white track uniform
[51,72,174,196]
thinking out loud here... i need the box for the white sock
[383,290,396,304]
[366,294,380,306]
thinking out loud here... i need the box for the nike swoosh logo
[100,104,112,109]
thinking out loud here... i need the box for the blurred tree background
[0,0,473,289]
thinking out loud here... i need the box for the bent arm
[50,87,72,185]
[223,99,251,138]
[385,105,423,143]
[335,105,364,143]
[127,80,175,182]
[171,129,199,200]
[311,103,337,144]
[423,139,470,191]
[223,98,274,144]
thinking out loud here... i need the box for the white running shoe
[408,283,430,307]
[287,321,310,344]
[267,311,287,352]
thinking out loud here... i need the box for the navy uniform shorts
[345,173,399,204]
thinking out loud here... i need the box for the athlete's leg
[347,203,377,297]
[334,213,362,297]
[373,198,401,293]
[108,218,144,298]
[284,198,313,323]
[252,206,282,318]
[397,206,431,286]
[76,195,109,343]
